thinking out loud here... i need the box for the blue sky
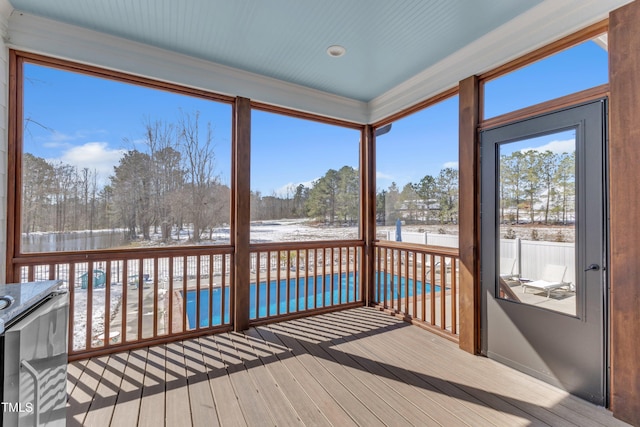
[22,40,607,195]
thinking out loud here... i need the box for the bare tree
[142,118,184,242]
[177,111,220,243]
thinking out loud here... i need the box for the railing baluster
[404,249,409,315]
[286,250,291,314]
[137,258,144,338]
[451,258,458,334]
[209,254,215,326]
[87,262,94,349]
[105,262,112,346]
[421,253,426,322]
[339,247,344,304]
[196,256,202,330]
[330,247,335,306]
[383,247,388,307]
[122,261,129,341]
[276,251,282,315]
[312,249,318,309]
[344,247,348,303]
[68,264,75,353]
[168,257,173,334]
[396,249,401,312]
[221,254,227,325]
[430,254,436,326]
[255,252,261,319]
[304,248,309,309]
[412,251,417,318]
[321,248,327,307]
[182,255,188,332]
[153,258,159,337]
[266,251,272,317]
[440,255,447,330]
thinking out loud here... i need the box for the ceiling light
[326,45,346,57]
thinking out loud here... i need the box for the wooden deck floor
[67,307,629,427]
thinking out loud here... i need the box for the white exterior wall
[0,2,10,282]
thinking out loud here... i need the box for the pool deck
[67,306,628,427]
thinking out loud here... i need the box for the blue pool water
[183,272,435,328]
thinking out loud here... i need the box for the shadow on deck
[67,307,628,426]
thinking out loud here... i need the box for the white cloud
[521,139,575,155]
[442,161,458,169]
[41,130,105,147]
[42,141,70,149]
[376,171,394,180]
[52,142,126,179]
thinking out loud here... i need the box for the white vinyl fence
[385,231,459,248]
[501,238,575,285]
[384,231,575,284]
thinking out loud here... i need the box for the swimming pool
[183,272,435,328]
[184,272,358,328]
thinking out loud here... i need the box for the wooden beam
[362,125,376,305]
[609,1,640,424]
[458,76,481,354]
[233,97,251,331]
[6,51,21,283]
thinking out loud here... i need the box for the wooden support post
[362,125,376,305]
[609,1,640,424]
[458,75,481,354]
[233,97,251,331]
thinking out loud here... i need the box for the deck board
[137,345,166,427]
[182,338,219,427]
[198,335,245,427]
[213,333,276,426]
[67,355,107,426]
[164,342,191,427]
[110,348,146,427]
[81,354,126,427]
[68,307,631,427]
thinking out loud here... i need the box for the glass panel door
[497,130,576,316]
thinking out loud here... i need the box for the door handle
[585,263,600,272]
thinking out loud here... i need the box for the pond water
[22,230,127,253]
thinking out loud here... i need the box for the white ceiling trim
[367,0,632,124]
[7,11,369,124]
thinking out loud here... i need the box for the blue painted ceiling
[8,0,544,102]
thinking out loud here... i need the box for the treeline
[251,165,359,225]
[499,150,575,225]
[23,112,230,243]
[251,166,460,226]
[377,168,459,225]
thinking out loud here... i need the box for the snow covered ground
[70,284,122,350]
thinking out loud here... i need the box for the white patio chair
[521,264,569,298]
